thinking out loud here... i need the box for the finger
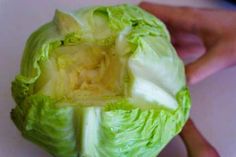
[180,118,208,146]
[139,2,204,34]
[186,41,236,84]
[175,43,205,59]
[171,32,205,58]
[180,119,220,157]
[171,32,201,45]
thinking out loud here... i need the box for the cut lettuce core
[35,42,128,103]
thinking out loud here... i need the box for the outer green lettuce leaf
[11,25,62,104]
[11,88,190,157]
[74,87,190,157]
[100,87,190,157]
[11,95,78,157]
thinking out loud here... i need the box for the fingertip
[186,77,196,85]
[185,63,204,85]
[185,44,234,85]
[185,65,194,85]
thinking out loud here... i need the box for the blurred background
[0,0,235,157]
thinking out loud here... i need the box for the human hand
[140,2,236,84]
[179,119,220,157]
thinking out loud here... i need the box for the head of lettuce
[11,4,191,157]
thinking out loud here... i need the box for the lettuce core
[35,42,127,103]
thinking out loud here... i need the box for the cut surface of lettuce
[11,4,191,157]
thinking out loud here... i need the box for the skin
[139,2,236,157]
[180,119,220,157]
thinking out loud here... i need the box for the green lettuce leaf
[11,95,78,157]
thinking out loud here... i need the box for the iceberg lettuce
[11,4,191,157]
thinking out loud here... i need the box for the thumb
[186,41,236,84]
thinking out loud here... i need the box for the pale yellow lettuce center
[35,42,127,103]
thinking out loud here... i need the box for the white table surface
[0,0,235,157]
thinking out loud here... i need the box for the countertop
[0,0,235,157]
